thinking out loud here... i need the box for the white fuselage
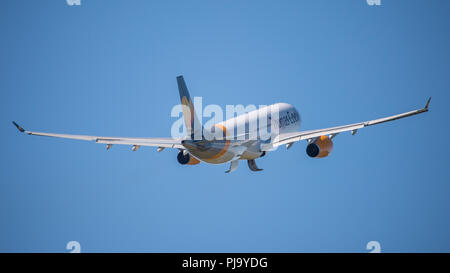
[182,103,301,164]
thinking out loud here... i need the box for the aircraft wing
[11,122,183,149]
[261,97,431,151]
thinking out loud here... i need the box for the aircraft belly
[185,141,235,164]
[203,151,235,164]
[190,149,234,164]
[239,150,262,160]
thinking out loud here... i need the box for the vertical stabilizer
[176,76,203,139]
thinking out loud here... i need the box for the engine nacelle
[306,135,333,158]
[177,151,200,165]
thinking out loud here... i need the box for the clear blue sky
[1,0,449,252]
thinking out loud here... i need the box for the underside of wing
[95,137,183,148]
[12,122,183,149]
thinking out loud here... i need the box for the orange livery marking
[209,124,230,160]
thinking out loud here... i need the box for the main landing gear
[225,159,263,173]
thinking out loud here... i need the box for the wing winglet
[12,121,25,133]
[425,97,431,110]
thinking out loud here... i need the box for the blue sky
[1,0,449,252]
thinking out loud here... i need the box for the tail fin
[176,76,202,139]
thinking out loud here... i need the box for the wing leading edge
[262,97,431,151]
[11,122,183,149]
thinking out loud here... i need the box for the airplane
[12,76,430,173]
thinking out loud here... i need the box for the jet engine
[177,150,200,165]
[306,135,333,158]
